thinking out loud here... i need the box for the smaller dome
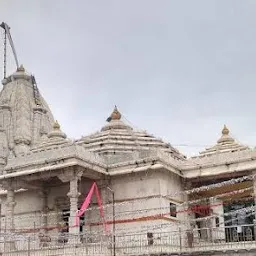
[217,124,234,144]
[30,120,70,152]
[200,125,249,156]
[78,107,186,160]
[48,120,67,139]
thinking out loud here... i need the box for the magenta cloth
[75,182,108,233]
[75,182,96,226]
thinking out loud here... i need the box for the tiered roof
[199,125,249,156]
[0,67,254,180]
[77,106,186,161]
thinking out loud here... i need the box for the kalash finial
[111,105,121,120]
[53,120,60,130]
[222,124,229,135]
[17,64,25,72]
[106,105,121,122]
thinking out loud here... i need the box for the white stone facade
[0,67,254,255]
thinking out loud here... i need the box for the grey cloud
[0,0,256,156]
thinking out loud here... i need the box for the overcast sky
[0,0,256,156]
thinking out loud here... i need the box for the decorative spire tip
[111,105,121,120]
[222,124,229,135]
[53,120,60,130]
[106,106,121,122]
[17,65,25,72]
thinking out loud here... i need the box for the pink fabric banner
[75,182,108,233]
[75,182,95,226]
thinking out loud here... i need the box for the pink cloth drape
[75,182,108,233]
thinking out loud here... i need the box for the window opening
[170,203,177,218]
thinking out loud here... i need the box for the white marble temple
[0,67,254,255]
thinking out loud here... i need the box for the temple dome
[0,66,54,158]
[77,106,186,160]
[48,120,67,139]
[29,120,69,153]
[199,125,249,156]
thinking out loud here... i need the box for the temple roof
[77,106,186,160]
[199,125,249,156]
[0,66,54,159]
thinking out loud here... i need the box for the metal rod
[107,187,116,256]
[112,191,116,256]
[1,22,20,78]
[3,29,6,78]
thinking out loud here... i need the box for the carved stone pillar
[67,176,81,238]
[5,186,16,251]
[38,190,48,232]
[5,188,16,232]
[58,169,83,243]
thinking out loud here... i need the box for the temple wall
[158,170,184,202]
[99,169,184,235]
[0,169,185,236]
[112,171,161,200]
[111,169,183,201]
[0,191,43,231]
[48,184,69,210]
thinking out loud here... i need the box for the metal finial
[222,125,229,135]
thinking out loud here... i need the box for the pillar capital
[2,180,14,191]
[57,168,83,183]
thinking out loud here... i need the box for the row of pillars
[5,174,82,239]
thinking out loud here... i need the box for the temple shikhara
[0,22,255,256]
[0,66,255,256]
